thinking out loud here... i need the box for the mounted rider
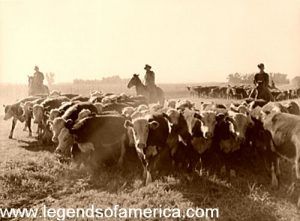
[144,64,157,100]
[249,63,274,102]
[28,66,45,95]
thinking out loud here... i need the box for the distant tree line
[227,73,290,85]
[73,75,130,84]
[291,76,300,87]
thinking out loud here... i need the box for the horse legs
[9,117,17,139]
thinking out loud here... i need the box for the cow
[261,102,288,114]
[283,101,300,115]
[20,97,45,132]
[122,107,136,118]
[55,115,128,168]
[165,108,210,171]
[31,97,72,140]
[261,111,300,207]
[210,113,244,176]
[227,111,253,144]
[3,96,39,138]
[124,114,170,185]
[176,100,195,111]
[77,109,93,122]
[40,96,70,112]
[51,102,100,143]
[71,95,90,102]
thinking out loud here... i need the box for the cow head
[51,117,73,143]
[198,111,216,138]
[55,127,74,156]
[3,105,13,120]
[166,108,181,125]
[3,104,25,122]
[124,118,159,150]
[32,104,44,124]
[181,109,199,135]
[228,111,253,143]
[48,108,61,121]
[77,109,92,121]
[122,106,135,118]
[93,102,104,114]
[21,101,33,119]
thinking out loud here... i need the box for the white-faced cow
[124,114,170,185]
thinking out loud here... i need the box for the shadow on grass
[17,138,56,153]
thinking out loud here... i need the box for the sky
[0,0,299,84]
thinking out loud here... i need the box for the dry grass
[0,83,300,220]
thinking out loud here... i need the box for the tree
[46,72,55,87]
[291,76,300,87]
[227,72,289,85]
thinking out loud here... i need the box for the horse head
[127,74,142,89]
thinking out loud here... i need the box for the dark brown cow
[55,115,128,167]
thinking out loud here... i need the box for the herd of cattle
[187,85,300,100]
[3,90,300,206]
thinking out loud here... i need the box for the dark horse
[127,74,165,105]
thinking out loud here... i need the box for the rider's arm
[253,74,258,85]
[265,74,269,86]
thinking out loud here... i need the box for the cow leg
[23,121,27,131]
[117,136,126,166]
[295,152,300,179]
[136,148,151,185]
[271,162,279,188]
[27,116,32,137]
[9,118,17,139]
[276,158,281,175]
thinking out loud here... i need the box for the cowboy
[144,64,157,101]
[144,64,155,87]
[249,63,274,101]
[32,66,44,89]
[254,63,269,87]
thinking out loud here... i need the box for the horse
[127,74,165,105]
[28,76,49,96]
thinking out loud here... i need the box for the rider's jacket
[145,70,155,87]
[33,71,44,86]
[254,72,269,88]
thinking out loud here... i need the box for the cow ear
[216,113,225,122]
[65,119,73,130]
[124,120,133,128]
[162,113,170,121]
[149,121,159,130]
[194,112,202,120]
[260,110,267,120]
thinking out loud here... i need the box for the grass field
[0,83,300,220]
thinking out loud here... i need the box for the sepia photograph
[0,0,300,220]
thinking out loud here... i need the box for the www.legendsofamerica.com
[0,205,219,220]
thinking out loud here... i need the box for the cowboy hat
[257,63,264,69]
[144,64,151,70]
